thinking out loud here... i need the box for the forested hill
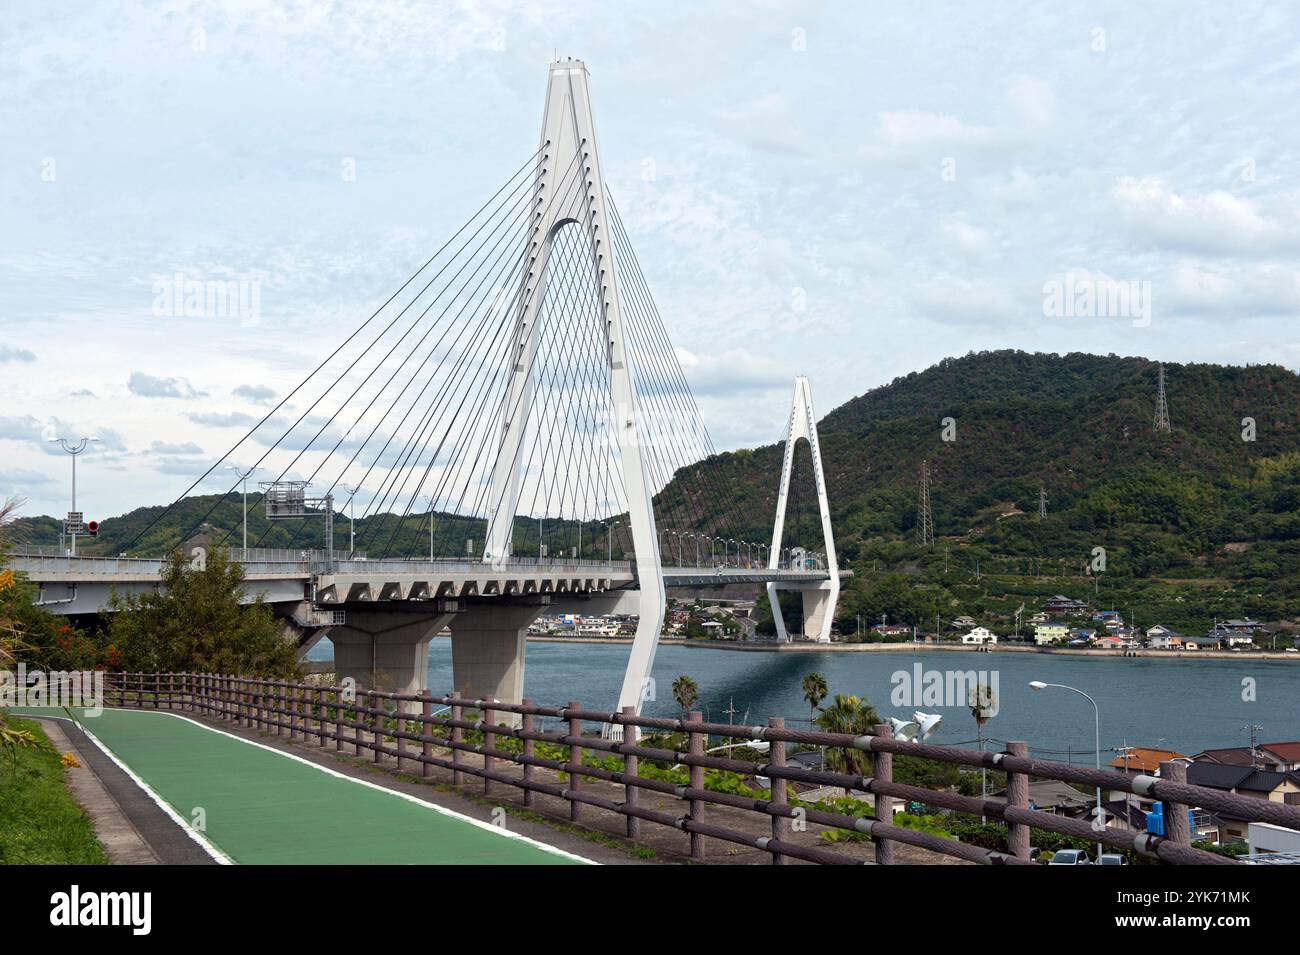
[12,351,1300,630]
[670,351,1300,629]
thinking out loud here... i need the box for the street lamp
[423,495,437,562]
[49,436,99,556]
[225,465,261,559]
[339,483,360,557]
[1030,680,1103,858]
[605,520,620,562]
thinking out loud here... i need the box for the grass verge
[0,716,108,864]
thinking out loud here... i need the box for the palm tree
[814,693,881,791]
[801,671,828,721]
[672,675,699,716]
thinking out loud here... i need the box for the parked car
[1097,853,1127,865]
[1047,849,1092,865]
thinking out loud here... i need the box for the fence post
[521,698,535,808]
[1006,741,1031,860]
[451,692,465,786]
[335,687,345,752]
[768,716,788,865]
[421,691,433,779]
[567,700,583,823]
[168,672,175,710]
[288,684,299,741]
[373,693,385,764]
[483,700,495,796]
[1161,759,1192,847]
[688,710,705,861]
[872,723,894,865]
[621,705,640,839]
[396,698,409,773]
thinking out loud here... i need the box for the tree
[814,693,881,792]
[108,547,300,677]
[671,675,699,716]
[801,671,828,720]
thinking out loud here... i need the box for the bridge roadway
[11,548,848,719]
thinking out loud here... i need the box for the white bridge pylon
[481,60,665,716]
[767,376,840,643]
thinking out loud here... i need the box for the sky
[2,0,1299,520]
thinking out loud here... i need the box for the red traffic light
[87,520,100,536]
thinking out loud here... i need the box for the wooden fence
[100,672,1300,865]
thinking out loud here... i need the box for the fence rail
[94,672,1300,865]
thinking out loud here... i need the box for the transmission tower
[917,459,934,547]
[1153,363,1172,432]
[1038,483,1047,519]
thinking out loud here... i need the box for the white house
[1145,625,1184,650]
[962,626,998,645]
[1034,623,1068,645]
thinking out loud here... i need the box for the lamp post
[1030,680,1103,858]
[339,483,360,557]
[422,494,436,562]
[606,520,620,562]
[50,436,99,556]
[225,465,261,559]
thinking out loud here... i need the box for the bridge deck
[37,708,587,865]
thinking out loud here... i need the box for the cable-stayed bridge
[15,61,849,718]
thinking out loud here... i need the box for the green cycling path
[33,708,587,865]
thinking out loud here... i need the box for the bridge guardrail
[92,672,1299,865]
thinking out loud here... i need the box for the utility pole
[49,436,98,556]
[225,465,261,559]
[917,459,934,547]
[1154,363,1172,432]
[1247,723,1264,768]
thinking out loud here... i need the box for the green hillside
[12,350,1300,636]
[672,351,1300,637]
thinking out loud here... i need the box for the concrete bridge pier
[801,586,835,644]
[330,609,457,711]
[447,600,547,727]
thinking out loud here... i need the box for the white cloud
[233,384,277,405]
[150,440,205,455]
[943,219,997,260]
[1167,265,1300,316]
[0,344,36,363]
[1112,177,1299,256]
[876,110,994,150]
[128,372,208,399]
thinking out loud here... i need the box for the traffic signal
[87,520,99,536]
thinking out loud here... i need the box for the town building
[1184,763,1300,842]
[1042,595,1090,617]
[1194,741,1300,773]
[1033,622,1068,645]
[961,626,997,645]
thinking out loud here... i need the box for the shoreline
[521,635,1299,661]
